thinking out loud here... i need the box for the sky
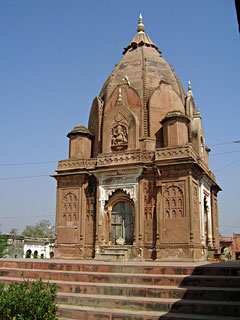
[0,0,239,236]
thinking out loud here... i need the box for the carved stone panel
[192,180,200,243]
[111,121,128,151]
[143,179,156,245]
[162,181,188,243]
[163,184,184,219]
[85,177,96,245]
[62,190,79,223]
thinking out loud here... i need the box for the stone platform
[0,259,240,319]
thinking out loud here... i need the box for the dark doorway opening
[110,201,133,245]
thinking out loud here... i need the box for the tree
[0,234,8,258]
[9,228,18,236]
[22,220,54,238]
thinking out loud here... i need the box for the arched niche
[102,91,139,153]
[185,94,196,118]
[104,85,142,114]
[88,96,103,157]
[148,81,185,139]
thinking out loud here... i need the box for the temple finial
[118,87,122,101]
[188,81,192,92]
[187,80,193,97]
[137,13,145,33]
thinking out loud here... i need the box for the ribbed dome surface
[99,18,185,106]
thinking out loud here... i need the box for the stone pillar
[138,179,143,247]
[199,183,205,246]
[210,190,216,248]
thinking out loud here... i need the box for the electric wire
[214,158,240,172]
[0,174,50,180]
[0,215,55,220]
[220,219,240,234]
[211,149,240,156]
[208,140,240,146]
[0,140,239,180]
[0,161,57,167]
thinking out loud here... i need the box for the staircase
[0,259,240,319]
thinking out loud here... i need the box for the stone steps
[1,267,240,288]
[57,292,240,317]
[1,259,239,276]
[58,305,239,320]
[0,259,240,319]
[1,275,240,302]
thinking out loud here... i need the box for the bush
[0,278,58,319]
[0,234,8,258]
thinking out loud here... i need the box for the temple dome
[99,15,185,107]
[89,15,187,156]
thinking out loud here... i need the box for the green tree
[0,234,8,258]
[9,228,18,236]
[22,220,54,238]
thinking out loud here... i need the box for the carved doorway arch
[109,200,134,245]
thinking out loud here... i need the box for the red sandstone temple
[53,15,221,261]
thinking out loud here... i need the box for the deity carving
[111,124,128,150]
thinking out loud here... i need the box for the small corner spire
[187,80,193,97]
[137,13,145,33]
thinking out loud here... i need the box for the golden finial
[118,87,122,101]
[137,13,145,33]
[188,81,192,92]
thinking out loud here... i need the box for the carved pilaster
[188,171,194,244]
[155,178,162,248]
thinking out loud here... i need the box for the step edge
[1,268,240,279]
[57,292,240,305]
[58,304,240,319]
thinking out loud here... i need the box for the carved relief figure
[111,124,128,148]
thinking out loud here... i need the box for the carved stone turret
[67,125,93,159]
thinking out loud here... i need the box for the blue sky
[0,0,239,236]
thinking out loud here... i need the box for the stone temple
[53,15,221,261]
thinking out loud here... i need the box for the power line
[211,149,240,156]
[214,158,240,172]
[0,215,55,220]
[0,161,57,167]
[0,140,238,167]
[0,174,50,180]
[209,140,240,147]
[220,219,240,234]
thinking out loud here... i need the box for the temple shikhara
[53,15,221,261]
